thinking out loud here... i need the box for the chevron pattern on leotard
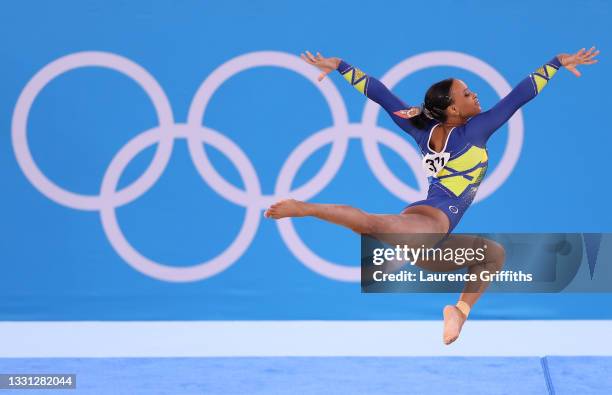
[341,66,368,94]
[530,62,559,94]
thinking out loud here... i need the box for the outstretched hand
[300,51,341,81]
[558,47,600,77]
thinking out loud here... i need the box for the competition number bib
[422,151,450,178]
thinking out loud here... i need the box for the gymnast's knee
[481,238,506,270]
[355,214,382,235]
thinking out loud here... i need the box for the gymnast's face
[448,79,481,118]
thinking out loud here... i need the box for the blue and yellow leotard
[337,56,562,232]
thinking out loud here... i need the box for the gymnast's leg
[264,198,449,235]
[265,199,503,345]
[413,235,506,345]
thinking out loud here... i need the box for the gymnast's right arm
[465,47,599,146]
[300,51,428,142]
[464,56,563,146]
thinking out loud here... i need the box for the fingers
[581,46,596,59]
[578,46,600,65]
[300,53,315,65]
[585,46,597,56]
[562,46,600,72]
[581,46,599,57]
[567,66,581,78]
[305,50,317,63]
[585,48,600,60]
[301,51,319,64]
[301,50,329,81]
[300,53,312,64]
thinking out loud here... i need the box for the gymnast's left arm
[466,47,600,146]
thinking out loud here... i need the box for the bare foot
[264,199,307,219]
[443,305,467,345]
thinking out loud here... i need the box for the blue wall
[1,0,610,320]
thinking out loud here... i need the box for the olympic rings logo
[12,50,523,283]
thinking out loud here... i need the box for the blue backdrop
[1,0,610,320]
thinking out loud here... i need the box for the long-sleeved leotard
[337,56,562,232]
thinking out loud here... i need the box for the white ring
[12,50,524,282]
[12,51,175,210]
[187,51,349,208]
[100,124,261,282]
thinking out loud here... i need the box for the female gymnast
[265,47,599,344]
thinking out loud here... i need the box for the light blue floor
[0,357,611,394]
